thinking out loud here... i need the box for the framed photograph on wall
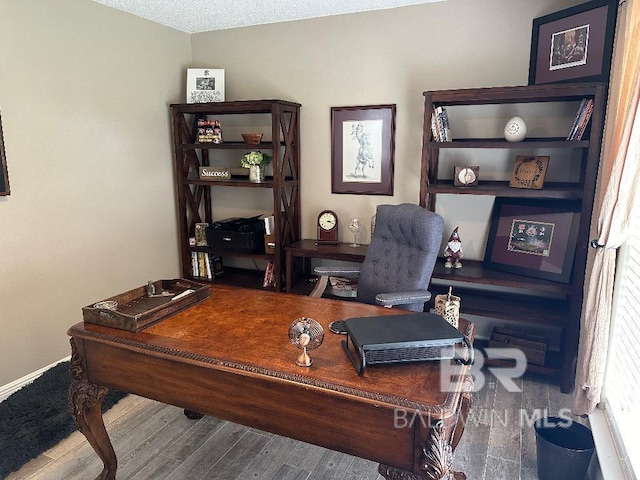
[484,198,581,283]
[528,0,618,85]
[186,68,225,103]
[331,104,395,195]
[0,112,9,196]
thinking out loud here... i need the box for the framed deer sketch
[0,112,9,196]
[331,105,395,195]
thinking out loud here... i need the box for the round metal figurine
[288,317,324,367]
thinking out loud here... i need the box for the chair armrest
[310,266,361,298]
[374,290,432,308]
[313,266,361,278]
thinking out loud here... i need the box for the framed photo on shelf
[483,198,581,283]
[0,112,9,196]
[186,68,225,103]
[331,104,395,195]
[528,0,618,85]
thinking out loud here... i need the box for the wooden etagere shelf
[420,83,607,392]
[170,99,301,292]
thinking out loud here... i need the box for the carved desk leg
[379,418,467,480]
[68,338,117,480]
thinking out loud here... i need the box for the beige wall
[191,0,582,258]
[0,0,583,386]
[0,0,190,385]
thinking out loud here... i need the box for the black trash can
[535,416,595,480]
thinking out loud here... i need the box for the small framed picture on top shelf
[186,68,225,103]
[484,198,581,283]
[509,155,549,189]
[528,0,618,85]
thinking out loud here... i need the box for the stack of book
[566,99,594,141]
[431,106,452,142]
[191,223,224,281]
[191,251,224,281]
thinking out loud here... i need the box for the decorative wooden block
[453,165,479,187]
[509,155,549,189]
[264,234,276,254]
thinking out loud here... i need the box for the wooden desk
[68,285,473,480]
[285,239,369,293]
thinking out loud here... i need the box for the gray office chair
[310,203,444,312]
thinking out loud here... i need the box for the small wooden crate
[264,234,276,254]
[82,279,210,332]
[488,327,548,366]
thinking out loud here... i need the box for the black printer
[205,216,266,253]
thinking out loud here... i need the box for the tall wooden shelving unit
[420,83,607,392]
[170,99,301,292]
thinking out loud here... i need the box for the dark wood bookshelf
[420,83,607,392]
[171,100,301,291]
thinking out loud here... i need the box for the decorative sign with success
[199,167,231,181]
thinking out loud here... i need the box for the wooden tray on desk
[82,279,210,332]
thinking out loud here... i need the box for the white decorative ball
[504,116,527,142]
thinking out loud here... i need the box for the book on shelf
[574,100,594,140]
[263,261,275,288]
[431,106,451,142]
[566,99,587,139]
[566,98,593,140]
[191,251,224,281]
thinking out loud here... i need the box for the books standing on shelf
[566,99,594,141]
[192,220,225,280]
[196,119,223,144]
[263,261,275,288]
[431,106,451,142]
[191,251,224,281]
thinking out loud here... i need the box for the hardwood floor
[8,371,581,480]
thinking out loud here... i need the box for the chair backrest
[356,203,444,312]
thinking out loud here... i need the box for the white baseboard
[0,356,71,403]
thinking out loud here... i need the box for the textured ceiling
[91,0,445,34]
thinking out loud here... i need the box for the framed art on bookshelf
[484,198,581,283]
[331,104,396,195]
[186,68,225,103]
[528,0,617,85]
[0,112,9,196]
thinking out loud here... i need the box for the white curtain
[573,0,640,415]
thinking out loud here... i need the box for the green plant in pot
[241,151,272,183]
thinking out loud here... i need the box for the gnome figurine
[444,227,463,269]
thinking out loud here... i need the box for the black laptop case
[342,312,472,374]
